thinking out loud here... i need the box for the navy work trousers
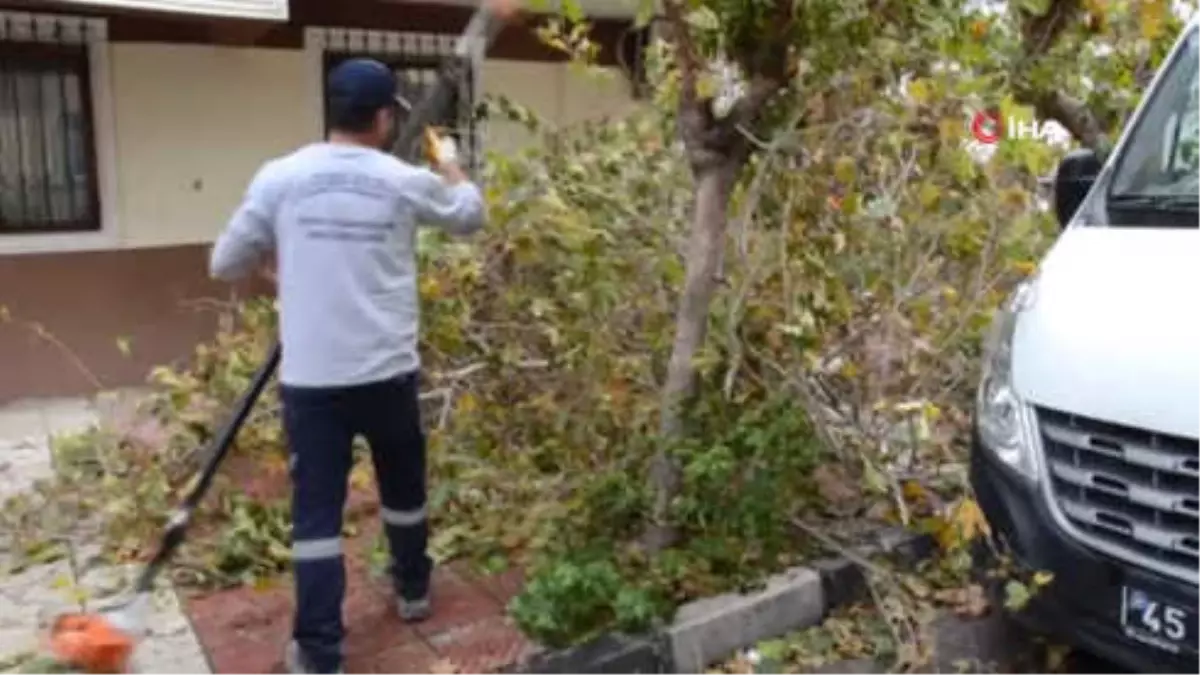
[281,371,432,673]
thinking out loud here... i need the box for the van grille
[1038,407,1199,584]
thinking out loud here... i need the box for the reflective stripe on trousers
[282,372,432,673]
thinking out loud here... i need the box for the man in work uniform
[208,55,486,673]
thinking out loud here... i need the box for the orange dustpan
[48,610,138,674]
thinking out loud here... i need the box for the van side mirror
[1053,148,1104,228]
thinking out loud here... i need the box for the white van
[970,16,1198,673]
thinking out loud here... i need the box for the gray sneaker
[398,594,432,623]
[284,640,343,674]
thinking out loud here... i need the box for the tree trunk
[1030,90,1111,152]
[643,157,740,552]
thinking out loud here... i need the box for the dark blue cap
[327,58,407,112]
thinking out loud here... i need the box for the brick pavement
[2,393,534,674]
[187,557,531,673]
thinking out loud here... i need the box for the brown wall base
[0,244,267,404]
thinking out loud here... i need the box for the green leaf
[562,0,585,24]
[634,0,656,28]
[1003,579,1032,611]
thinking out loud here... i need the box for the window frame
[0,37,102,236]
[320,46,482,174]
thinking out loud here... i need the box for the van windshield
[1108,27,1198,213]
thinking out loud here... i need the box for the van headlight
[976,280,1039,481]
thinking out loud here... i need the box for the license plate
[1121,586,1198,653]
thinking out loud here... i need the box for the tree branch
[730,75,786,129]
[1028,89,1109,151]
[1018,0,1083,57]
[1012,0,1110,150]
[661,0,705,112]
[726,0,794,137]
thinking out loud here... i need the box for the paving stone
[412,566,501,639]
[364,640,440,674]
[187,586,293,674]
[70,537,110,578]
[1,560,78,607]
[344,584,414,658]
[0,626,40,665]
[40,398,99,439]
[427,616,534,673]
[203,630,289,675]
[129,624,211,674]
[0,439,54,502]
[77,563,138,607]
[465,566,526,608]
[0,403,47,444]
[126,588,213,672]
[0,560,81,631]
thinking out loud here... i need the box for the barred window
[0,40,99,234]
[322,48,480,174]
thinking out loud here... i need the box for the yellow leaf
[833,156,857,184]
[1138,0,1167,40]
[956,498,990,541]
[937,497,991,552]
[1012,260,1037,276]
[969,19,989,40]
[458,392,478,414]
[252,577,277,591]
[839,361,859,379]
[902,480,928,503]
[696,72,719,100]
[938,117,965,143]
[918,181,940,208]
[1032,570,1054,587]
[907,78,931,105]
[420,276,442,299]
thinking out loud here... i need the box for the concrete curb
[520,528,934,674]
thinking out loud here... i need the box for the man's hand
[424,128,468,184]
[423,127,458,166]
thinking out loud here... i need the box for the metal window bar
[0,23,99,233]
[322,46,479,175]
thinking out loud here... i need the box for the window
[322,48,481,174]
[0,40,99,234]
[1108,27,1198,204]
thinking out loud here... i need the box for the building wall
[110,42,637,249]
[111,42,321,249]
[0,13,641,403]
